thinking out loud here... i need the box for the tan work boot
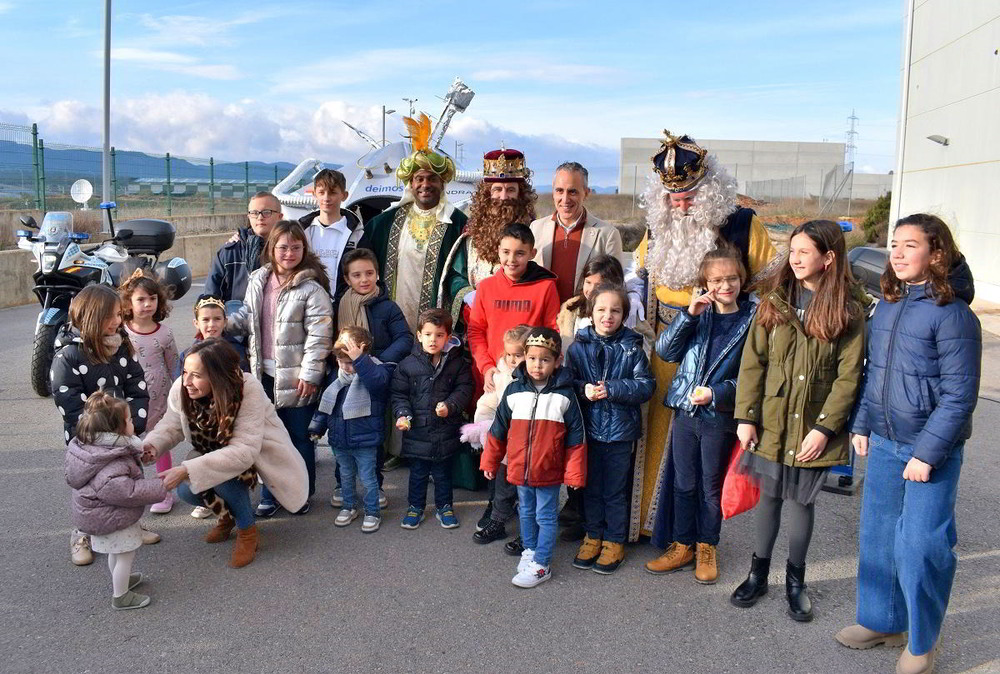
[645,542,694,575]
[835,624,907,650]
[70,533,94,566]
[897,646,935,674]
[572,535,602,569]
[694,542,719,584]
[204,514,235,544]
[229,525,258,568]
[593,541,625,574]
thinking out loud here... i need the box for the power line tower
[845,109,859,166]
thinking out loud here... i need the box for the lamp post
[381,106,396,147]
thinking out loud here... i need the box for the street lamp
[382,106,396,147]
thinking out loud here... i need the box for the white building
[890,1,1000,301]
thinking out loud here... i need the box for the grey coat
[244,264,334,409]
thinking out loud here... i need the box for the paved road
[0,285,997,674]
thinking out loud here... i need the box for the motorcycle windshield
[40,212,74,242]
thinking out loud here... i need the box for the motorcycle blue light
[15,229,32,237]
[68,232,91,241]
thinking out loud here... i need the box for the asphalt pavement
[0,284,997,674]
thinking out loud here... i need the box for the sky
[0,1,904,188]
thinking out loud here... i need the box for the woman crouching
[142,338,308,568]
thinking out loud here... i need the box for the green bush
[861,192,891,245]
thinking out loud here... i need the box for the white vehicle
[273,78,483,222]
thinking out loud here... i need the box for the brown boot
[645,542,695,575]
[695,542,719,584]
[593,541,625,574]
[229,525,258,568]
[835,624,907,650]
[896,646,935,674]
[572,535,602,570]
[204,514,235,544]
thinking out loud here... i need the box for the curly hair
[465,181,538,266]
[119,270,171,323]
[881,213,958,306]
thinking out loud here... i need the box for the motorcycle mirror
[115,228,133,241]
[19,215,37,229]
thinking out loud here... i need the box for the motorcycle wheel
[30,322,59,398]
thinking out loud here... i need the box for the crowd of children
[51,169,981,674]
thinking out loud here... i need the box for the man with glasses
[205,191,283,302]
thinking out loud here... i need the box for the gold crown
[195,296,226,313]
[524,333,560,354]
[483,152,528,182]
[651,130,708,193]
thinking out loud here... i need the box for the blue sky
[0,1,903,187]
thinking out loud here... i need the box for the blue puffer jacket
[204,227,264,302]
[309,355,394,450]
[566,325,654,443]
[656,296,757,430]
[334,280,413,364]
[851,275,981,468]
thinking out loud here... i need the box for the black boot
[476,502,494,532]
[785,560,813,622]
[730,554,770,608]
[472,519,507,544]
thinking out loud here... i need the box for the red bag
[721,440,759,519]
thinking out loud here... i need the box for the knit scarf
[187,393,255,519]
[317,359,382,420]
[337,286,380,333]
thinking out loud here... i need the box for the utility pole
[845,109,859,166]
[381,105,396,147]
[403,97,418,117]
[101,0,113,231]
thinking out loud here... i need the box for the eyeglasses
[248,209,279,218]
[275,245,304,255]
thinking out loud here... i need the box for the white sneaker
[517,548,535,574]
[335,508,359,527]
[191,506,212,519]
[512,560,551,588]
[361,515,381,533]
[378,489,388,509]
[330,487,344,508]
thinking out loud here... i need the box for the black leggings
[754,493,815,567]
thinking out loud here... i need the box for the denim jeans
[335,445,380,515]
[583,440,633,543]
[407,456,454,510]
[670,413,736,546]
[517,484,560,567]
[261,373,317,504]
[335,448,385,489]
[177,478,255,529]
[857,432,963,656]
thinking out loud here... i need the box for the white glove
[463,289,477,307]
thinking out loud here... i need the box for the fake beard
[468,199,522,266]
[647,209,720,290]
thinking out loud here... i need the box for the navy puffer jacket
[334,280,413,364]
[851,266,981,468]
[566,326,654,443]
[657,297,757,430]
[309,355,394,450]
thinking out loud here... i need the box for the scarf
[337,286,380,333]
[317,358,383,420]
[187,393,255,519]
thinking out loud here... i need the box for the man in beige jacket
[529,162,623,305]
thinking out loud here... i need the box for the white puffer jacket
[244,264,333,409]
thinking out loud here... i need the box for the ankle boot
[785,560,813,622]
[204,514,235,543]
[229,525,258,568]
[730,554,770,607]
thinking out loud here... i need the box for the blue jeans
[584,440,633,543]
[407,456,454,510]
[517,484,560,567]
[177,478,255,529]
[670,413,736,546]
[261,373,317,505]
[335,445,380,515]
[857,432,963,656]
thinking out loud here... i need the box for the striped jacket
[481,364,587,488]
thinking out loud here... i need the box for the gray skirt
[738,451,828,506]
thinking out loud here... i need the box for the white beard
[650,211,721,289]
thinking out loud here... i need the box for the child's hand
[396,416,411,431]
[851,434,869,457]
[435,402,449,417]
[484,470,495,480]
[344,337,364,361]
[140,443,157,465]
[592,381,608,400]
[690,386,713,406]
[903,457,932,482]
[688,290,716,317]
[309,433,323,443]
[796,429,828,462]
[737,423,758,451]
[483,367,498,392]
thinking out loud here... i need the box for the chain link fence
[744,175,807,204]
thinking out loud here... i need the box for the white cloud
[111,48,196,65]
[109,47,241,81]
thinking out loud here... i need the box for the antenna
[845,109,859,166]
[341,121,380,150]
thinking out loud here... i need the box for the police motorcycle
[15,202,192,397]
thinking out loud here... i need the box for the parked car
[848,246,889,299]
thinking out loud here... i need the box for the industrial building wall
[892,1,1000,300]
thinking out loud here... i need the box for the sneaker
[70,534,94,566]
[517,548,535,574]
[472,519,507,544]
[436,506,460,529]
[255,501,279,518]
[112,590,151,610]
[149,493,174,514]
[593,541,625,575]
[512,560,551,588]
[335,508,359,527]
[383,456,403,472]
[361,515,381,533]
[476,502,494,532]
[573,535,603,569]
[293,502,310,516]
[378,489,388,509]
[139,524,161,545]
[128,572,143,590]
[329,488,343,508]
[401,507,425,529]
[191,506,213,519]
[504,536,525,556]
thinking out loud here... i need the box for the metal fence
[0,122,295,217]
[819,162,855,216]
[744,175,807,204]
